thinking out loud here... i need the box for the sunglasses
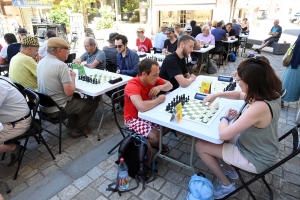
[115,45,124,49]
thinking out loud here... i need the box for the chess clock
[194,93,207,101]
[218,76,233,82]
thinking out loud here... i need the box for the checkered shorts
[124,118,160,138]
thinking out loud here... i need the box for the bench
[246,38,290,55]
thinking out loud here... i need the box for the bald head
[274,19,279,26]
[84,37,97,53]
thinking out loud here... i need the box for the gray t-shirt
[80,48,106,70]
[37,54,72,113]
[103,46,117,64]
[0,77,30,123]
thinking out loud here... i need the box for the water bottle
[118,158,129,190]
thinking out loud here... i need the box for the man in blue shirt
[115,34,139,77]
[232,19,241,36]
[154,24,168,53]
[254,19,282,54]
[211,21,228,41]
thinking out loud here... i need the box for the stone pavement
[0,35,300,200]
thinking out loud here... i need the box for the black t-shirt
[191,26,202,38]
[163,39,178,53]
[226,29,236,37]
[159,52,188,91]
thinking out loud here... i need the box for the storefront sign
[12,0,52,7]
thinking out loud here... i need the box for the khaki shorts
[0,117,31,146]
[222,135,257,174]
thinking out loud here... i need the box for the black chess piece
[187,96,190,101]
[165,105,169,111]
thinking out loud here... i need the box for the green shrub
[48,10,69,26]
[95,5,115,30]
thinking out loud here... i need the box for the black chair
[13,82,25,93]
[209,41,224,67]
[3,88,56,180]
[107,89,135,154]
[35,92,88,154]
[64,53,76,64]
[105,59,117,73]
[221,123,300,199]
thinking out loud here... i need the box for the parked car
[289,12,300,23]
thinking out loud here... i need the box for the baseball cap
[165,27,174,34]
[184,25,192,32]
[136,27,145,32]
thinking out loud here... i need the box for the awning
[153,0,216,11]
[12,0,52,7]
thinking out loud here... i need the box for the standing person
[254,19,282,54]
[124,58,172,151]
[103,32,119,64]
[281,35,300,105]
[154,24,168,54]
[9,37,39,90]
[160,35,196,91]
[174,23,184,38]
[38,30,57,59]
[73,37,106,69]
[196,58,282,199]
[0,33,20,64]
[190,20,202,38]
[37,37,99,137]
[241,18,250,33]
[211,21,228,41]
[136,27,153,53]
[115,34,139,77]
[162,27,178,55]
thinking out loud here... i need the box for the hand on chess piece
[224,108,238,121]
[72,58,81,64]
[202,93,218,106]
[148,86,161,97]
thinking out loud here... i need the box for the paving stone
[95,196,108,200]
[76,187,100,200]
[25,150,42,160]
[8,183,28,197]
[284,163,300,174]
[160,196,171,200]
[90,176,107,188]
[272,175,283,189]
[139,187,161,200]
[96,179,113,197]
[26,172,44,186]
[58,185,80,200]
[160,182,181,199]
[98,159,116,171]
[57,157,73,168]
[74,175,93,190]
[42,164,59,176]
[103,166,118,181]
[156,163,168,176]
[128,196,140,200]
[167,162,182,171]
[48,195,61,200]
[18,165,33,177]
[165,169,185,184]
[147,176,165,190]
[87,166,105,180]
[109,191,132,200]
[180,176,190,189]
[167,139,181,148]
[176,189,188,200]
[283,171,300,185]
[167,149,183,159]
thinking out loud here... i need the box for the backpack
[207,59,217,74]
[228,52,236,62]
[187,172,214,200]
[106,134,155,196]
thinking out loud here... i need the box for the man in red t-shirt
[124,58,172,152]
[136,27,153,53]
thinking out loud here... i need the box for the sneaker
[214,180,236,199]
[220,164,239,180]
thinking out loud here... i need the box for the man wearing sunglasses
[73,37,106,70]
[115,34,139,77]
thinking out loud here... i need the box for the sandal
[152,144,169,153]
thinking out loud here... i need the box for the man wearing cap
[0,33,21,64]
[174,23,184,38]
[73,37,106,70]
[153,24,168,54]
[103,32,119,65]
[182,25,201,50]
[160,35,196,91]
[37,37,99,137]
[136,27,153,53]
[162,27,178,55]
[17,27,28,42]
[9,36,39,90]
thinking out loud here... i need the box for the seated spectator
[221,20,226,30]
[124,58,172,151]
[115,34,139,77]
[241,18,250,33]
[0,76,31,166]
[206,21,213,31]
[225,23,238,54]
[174,23,184,38]
[154,24,168,53]
[212,20,218,29]
[103,32,119,64]
[73,37,106,70]
[232,19,241,36]
[38,30,57,59]
[0,33,21,64]
[195,58,282,199]
[195,25,215,45]
[211,21,228,41]
[17,27,28,42]
[136,27,153,53]
[190,20,202,38]
[160,35,196,91]
[182,25,201,50]
[37,37,99,137]
[9,37,39,90]
[162,27,178,55]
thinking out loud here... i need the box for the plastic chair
[64,53,76,64]
[221,123,300,199]
[3,88,56,180]
[35,91,88,154]
[209,41,224,67]
[107,89,135,154]
[105,59,117,73]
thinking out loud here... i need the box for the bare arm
[193,43,201,50]
[63,70,76,97]
[85,60,100,69]
[73,58,82,64]
[174,73,196,88]
[0,57,7,65]
[148,80,173,97]
[130,94,166,112]
[202,91,246,106]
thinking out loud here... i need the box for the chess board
[160,98,224,126]
[138,53,165,66]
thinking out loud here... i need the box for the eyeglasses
[115,45,123,49]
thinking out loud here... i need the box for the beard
[182,48,189,58]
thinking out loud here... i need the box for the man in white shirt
[154,24,168,53]
[38,30,57,59]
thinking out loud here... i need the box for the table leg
[96,94,104,141]
[198,53,204,75]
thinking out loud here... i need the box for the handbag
[282,44,295,67]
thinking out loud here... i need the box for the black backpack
[106,134,156,196]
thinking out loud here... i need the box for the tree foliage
[94,5,115,30]
[48,9,69,26]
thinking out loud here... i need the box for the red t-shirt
[124,76,165,121]
[136,37,153,53]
